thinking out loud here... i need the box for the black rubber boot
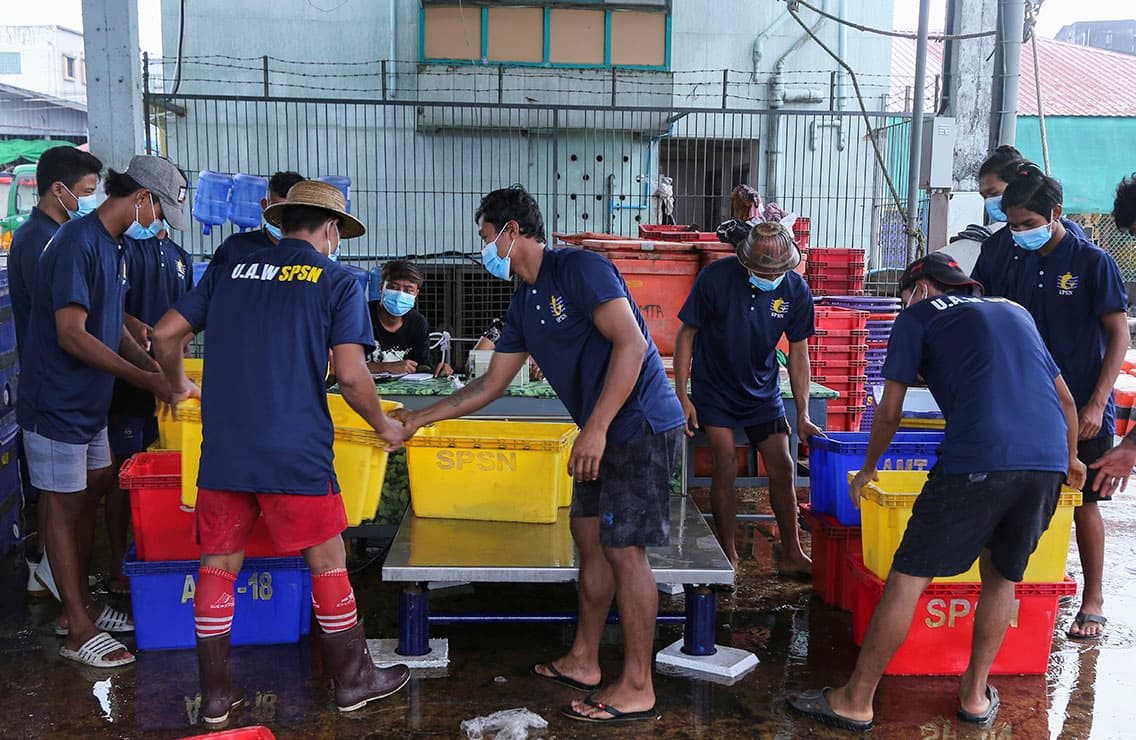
[196,632,244,724]
[318,621,410,712]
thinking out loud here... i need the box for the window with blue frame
[420,1,670,70]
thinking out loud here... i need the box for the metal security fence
[144,63,914,363]
[1067,213,1136,283]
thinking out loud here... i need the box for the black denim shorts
[891,468,1064,582]
[1079,436,1114,503]
[570,426,683,548]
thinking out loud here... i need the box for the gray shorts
[22,426,112,494]
[570,426,683,548]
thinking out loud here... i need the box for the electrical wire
[784,2,923,251]
[791,0,996,41]
[171,0,186,95]
[1026,0,1051,174]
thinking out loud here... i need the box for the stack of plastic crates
[817,296,901,430]
[806,248,865,296]
[809,306,868,431]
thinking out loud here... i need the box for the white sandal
[59,632,135,668]
[55,605,135,636]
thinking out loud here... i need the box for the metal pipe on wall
[905,0,932,263]
[996,0,1026,145]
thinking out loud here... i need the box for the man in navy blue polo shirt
[103,226,194,593]
[7,145,103,596]
[675,222,821,574]
[19,155,187,669]
[201,170,305,279]
[395,185,685,726]
[972,164,1127,640]
[153,180,409,724]
[790,253,1084,732]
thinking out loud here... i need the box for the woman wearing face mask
[365,259,452,377]
[673,222,823,574]
[977,163,1128,642]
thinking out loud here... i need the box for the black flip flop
[787,687,873,733]
[530,663,600,692]
[958,685,1000,726]
[1067,612,1107,640]
[560,696,659,724]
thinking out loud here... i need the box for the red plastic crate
[826,404,867,432]
[672,231,722,242]
[800,503,861,608]
[179,727,277,740]
[810,357,868,373]
[808,272,867,285]
[849,557,1076,675]
[842,553,863,610]
[792,217,811,248]
[814,307,869,332]
[811,328,870,341]
[120,452,298,561]
[812,288,865,297]
[693,444,750,478]
[638,224,691,239]
[808,344,869,362]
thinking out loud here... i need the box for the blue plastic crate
[808,431,943,525]
[123,545,312,651]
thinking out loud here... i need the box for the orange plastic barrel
[602,250,699,356]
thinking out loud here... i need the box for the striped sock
[311,568,358,634]
[194,567,237,638]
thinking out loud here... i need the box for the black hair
[1113,174,1136,231]
[381,259,424,286]
[269,170,305,199]
[280,204,338,233]
[35,146,103,197]
[977,144,1024,179]
[475,184,546,243]
[103,168,145,198]
[1001,163,1063,217]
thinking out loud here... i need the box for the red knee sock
[311,568,358,634]
[195,567,237,638]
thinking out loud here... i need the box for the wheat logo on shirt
[550,294,567,323]
[1058,272,1078,296]
[770,298,789,319]
[176,259,186,280]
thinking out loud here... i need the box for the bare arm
[119,327,159,372]
[1057,374,1087,489]
[674,324,698,435]
[57,305,167,398]
[333,342,404,450]
[394,351,525,437]
[568,298,648,481]
[124,312,152,351]
[1079,311,1129,439]
[848,380,907,509]
[152,308,199,404]
[787,338,824,439]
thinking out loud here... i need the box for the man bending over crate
[788,253,1085,732]
[152,181,409,726]
[674,222,822,573]
[393,184,686,726]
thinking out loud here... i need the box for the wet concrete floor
[0,485,1133,739]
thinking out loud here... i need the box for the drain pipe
[995,0,1026,144]
[836,0,847,110]
[752,5,793,82]
[766,1,829,204]
[905,0,932,263]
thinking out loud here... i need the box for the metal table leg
[397,585,430,656]
[681,585,717,656]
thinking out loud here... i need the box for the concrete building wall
[0,26,87,103]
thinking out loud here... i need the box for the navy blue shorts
[571,427,683,548]
[891,468,1063,582]
[108,415,159,459]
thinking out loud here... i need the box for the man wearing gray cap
[18,155,189,668]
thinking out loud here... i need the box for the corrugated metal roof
[890,35,1136,116]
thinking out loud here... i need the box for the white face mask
[326,221,341,261]
[904,283,928,309]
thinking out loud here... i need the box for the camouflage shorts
[571,426,683,548]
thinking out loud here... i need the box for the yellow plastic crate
[405,420,579,524]
[177,393,402,526]
[853,471,1081,583]
[898,416,946,430]
[154,358,205,451]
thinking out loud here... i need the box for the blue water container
[192,261,209,286]
[318,175,351,213]
[192,170,233,236]
[367,266,384,302]
[229,173,269,232]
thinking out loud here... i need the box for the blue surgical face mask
[481,228,515,281]
[125,195,163,240]
[984,196,1006,222]
[326,221,340,261]
[60,184,97,220]
[264,221,283,240]
[1011,220,1053,251]
[749,273,785,292]
[382,288,416,317]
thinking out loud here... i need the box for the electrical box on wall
[920,117,956,190]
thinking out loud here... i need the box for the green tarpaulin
[0,139,76,168]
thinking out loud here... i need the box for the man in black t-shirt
[366,259,452,376]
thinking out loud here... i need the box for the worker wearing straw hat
[153,180,410,725]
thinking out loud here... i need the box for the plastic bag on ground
[460,707,548,740]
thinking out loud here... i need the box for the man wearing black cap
[674,222,821,574]
[788,252,1085,732]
